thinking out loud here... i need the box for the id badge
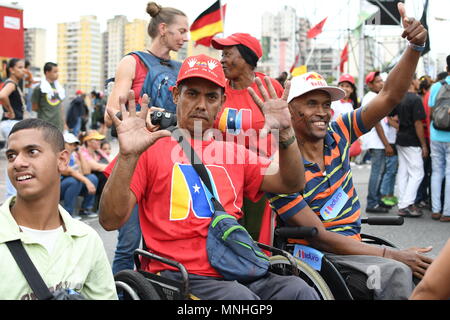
[293,245,324,271]
[320,187,349,221]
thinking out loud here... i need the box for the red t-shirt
[104,137,271,277]
[214,72,284,158]
[130,55,148,105]
[422,91,431,142]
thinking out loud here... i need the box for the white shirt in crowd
[360,91,397,150]
[331,99,354,122]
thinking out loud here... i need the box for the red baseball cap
[365,71,380,85]
[211,33,263,59]
[76,90,84,95]
[176,54,226,88]
[338,74,355,86]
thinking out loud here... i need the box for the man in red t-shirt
[99,54,318,300]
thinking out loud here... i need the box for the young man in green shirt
[32,62,66,132]
[0,119,117,300]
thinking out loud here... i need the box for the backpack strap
[2,79,17,89]
[436,80,450,105]
[129,51,177,69]
[6,240,54,300]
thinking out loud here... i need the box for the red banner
[0,4,24,59]
[340,43,349,73]
[307,17,327,39]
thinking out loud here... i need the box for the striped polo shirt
[268,108,369,241]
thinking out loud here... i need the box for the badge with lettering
[293,245,324,271]
[320,187,349,221]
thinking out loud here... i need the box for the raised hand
[248,77,293,139]
[106,91,171,157]
[398,2,427,46]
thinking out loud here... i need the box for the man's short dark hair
[437,71,448,82]
[43,62,58,74]
[9,119,65,152]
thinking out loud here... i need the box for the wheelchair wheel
[270,256,334,300]
[114,270,162,300]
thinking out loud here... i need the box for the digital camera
[151,111,177,130]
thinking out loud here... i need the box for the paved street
[0,140,448,265]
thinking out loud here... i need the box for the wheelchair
[271,215,404,300]
[114,232,335,300]
[114,215,404,301]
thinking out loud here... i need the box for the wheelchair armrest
[133,249,190,298]
[361,216,404,226]
[275,226,318,239]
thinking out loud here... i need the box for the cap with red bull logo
[288,72,346,104]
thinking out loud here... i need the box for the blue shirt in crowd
[429,75,450,143]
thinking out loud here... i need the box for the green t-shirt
[31,83,64,132]
[0,197,118,300]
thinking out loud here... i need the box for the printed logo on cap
[305,72,327,87]
[185,57,220,79]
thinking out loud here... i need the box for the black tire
[114,270,161,300]
[270,256,334,300]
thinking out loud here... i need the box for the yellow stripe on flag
[292,65,308,77]
[190,20,224,41]
[170,164,191,221]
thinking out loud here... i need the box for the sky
[5,0,450,61]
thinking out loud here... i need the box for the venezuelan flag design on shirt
[268,108,369,241]
[170,163,227,221]
[218,108,252,135]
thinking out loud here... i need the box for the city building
[107,15,128,80]
[124,19,151,56]
[308,44,340,82]
[260,7,311,78]
[24,28,47,74]
[57,15,102,96]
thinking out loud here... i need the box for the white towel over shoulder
[39,79,66,101]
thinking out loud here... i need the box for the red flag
[340,42,349,73]
[290,53,300,73]
[307,17,328,39]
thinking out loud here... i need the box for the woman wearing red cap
[331,74,362,160]
[331,74,359,122]
[211,33,285,244]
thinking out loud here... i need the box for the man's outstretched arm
[361,3,428,130]
[285,204,433,279]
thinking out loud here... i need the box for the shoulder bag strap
[6,240,54,300]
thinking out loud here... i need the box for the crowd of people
[0,1,449,301]
[356,67,450,222]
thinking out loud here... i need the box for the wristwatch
[409,42,426,53]
[280,136,297,149]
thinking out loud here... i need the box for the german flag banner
[190,0,227,47]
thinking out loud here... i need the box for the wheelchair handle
[275,227,318,239]
[361,216,404,226]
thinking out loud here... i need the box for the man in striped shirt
[268,4,433,300]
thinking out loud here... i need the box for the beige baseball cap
[288,72,346,104]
